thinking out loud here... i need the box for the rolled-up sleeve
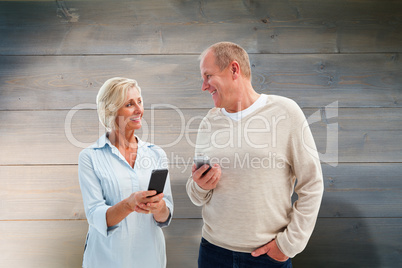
[78,149,118,237]
[154,149,174,228]
[156,174,173,228]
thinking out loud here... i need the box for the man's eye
[206,75,211,79]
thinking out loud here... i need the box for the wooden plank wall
[0,0,401,267]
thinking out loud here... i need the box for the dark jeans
[198,238,292,268]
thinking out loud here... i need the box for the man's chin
[212,97,221,108]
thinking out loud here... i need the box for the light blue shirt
[78,134,174,268]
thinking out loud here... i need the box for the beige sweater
[186,95,323,258]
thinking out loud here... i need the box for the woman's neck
[108,129,137,150]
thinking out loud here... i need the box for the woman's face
[115,87,144,131]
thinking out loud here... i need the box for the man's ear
[231,61,240,78]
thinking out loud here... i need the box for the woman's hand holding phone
[133,192,170,223]
[134,192,165,214]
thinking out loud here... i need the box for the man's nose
[202,80,209,91]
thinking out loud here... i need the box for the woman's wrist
[154,202,169,223]
[124,196,136,213]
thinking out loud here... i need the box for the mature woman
[78,77,174,267]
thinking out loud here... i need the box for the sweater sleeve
[186,175,213,206]
[275,101,324,258]
[186,114,214,206]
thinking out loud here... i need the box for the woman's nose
[133,104,142,113]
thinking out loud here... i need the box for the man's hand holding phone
[192,154,221,190]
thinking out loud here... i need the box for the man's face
[200,50,235,109]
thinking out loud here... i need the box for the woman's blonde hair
[96,77,142,131]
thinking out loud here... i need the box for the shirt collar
[89,133,110,149]
[89,133,150,150]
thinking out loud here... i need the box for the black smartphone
[194,154,211,175]
[147,169,168,196]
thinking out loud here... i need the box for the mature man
[186,42,324,268]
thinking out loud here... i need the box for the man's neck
[224,85,260,113]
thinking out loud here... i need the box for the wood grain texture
[0,165,199,220]
[163,219,203,268]
[0,219,202,268]
[1,163,401,220]
[0,220,88,268]
[320,163,402,218]
[0,0,401,55]
[0,218,401,268]
[0,108,401,165]
[1,0,401,266]
[293,217,402,268]
[0,53,400,110]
